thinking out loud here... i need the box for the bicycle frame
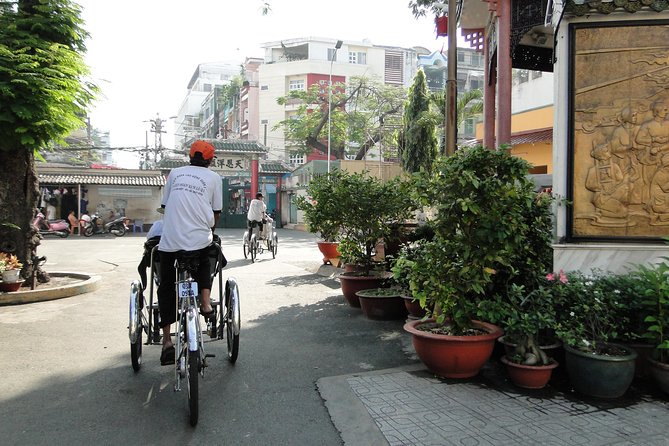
[173,262,203,392]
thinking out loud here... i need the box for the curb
[0,272,101,306]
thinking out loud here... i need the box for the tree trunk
[0,147,44,283]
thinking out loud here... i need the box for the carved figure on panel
[584,143,631,226]
[634,99,669,203]
[609,106,643,204]
[649,153,669,225]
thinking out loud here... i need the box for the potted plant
[391,239,432,319]
[334,171,417,307]
[403,146,554,379]
[0,252,24,291]
[295,171,345,266]
[554,270,638,399]
[355,287,408,320]
[480,280,561,389]
[635,258,669,394]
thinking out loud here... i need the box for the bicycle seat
[175,250,200,272]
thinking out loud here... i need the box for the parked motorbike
[32,212,69,238]
[82,213,129,237]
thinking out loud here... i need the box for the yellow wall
[475,105,554,173]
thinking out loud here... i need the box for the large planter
[647,356,669,394]
[402,294,426,319]
[564,343,637,399]
[500,355,559,389]
[317,241,340,266]
[338,272,392,307]
[404,319,503,379]
[355,288,407,320]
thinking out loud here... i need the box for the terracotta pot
[501,355,559,389]
[401,294,426,319]
[317,241,340,266]
[343,263,363,273]
[338,272,392,307]
[564,343,637,399]
[647,356,669,394]
[497,336,564,366]
[0,279,24,292]
[356,289,407,320]
[404,319,503,379]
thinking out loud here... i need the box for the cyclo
[242,215,278,262]
[129,234,240,426]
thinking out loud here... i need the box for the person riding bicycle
[246,192,270,239]
[157,140,223,365]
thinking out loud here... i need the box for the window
[289,79,305,91]
[471,52,482,67]
[349,51,367,64]
[384,50,403,84]
[470,77,482,90]
[464,117,475,137]
[260,85,269,91]
[203,83,212,92]
[457,52,465,63]
[289,152,305,165]
[327,48,338,62]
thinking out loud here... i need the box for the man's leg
[157,251,177,352]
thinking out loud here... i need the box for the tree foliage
[274,76,406,160]
[399,69,438,173]
[0,0,97,278]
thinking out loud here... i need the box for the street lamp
[327,39,343,173]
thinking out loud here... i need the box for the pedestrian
[67,211,78,235]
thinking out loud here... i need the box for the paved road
[0,229,417,445]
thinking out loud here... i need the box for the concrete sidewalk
[314,267,669,446]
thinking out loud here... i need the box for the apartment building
[257,37,420,165]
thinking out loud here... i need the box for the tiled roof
[209,139,268,154]
[260,162,293,174]
[38,173,165,186]
[511,128,553,146]
[566,0,669,15]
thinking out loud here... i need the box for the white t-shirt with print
[159,165,223,252]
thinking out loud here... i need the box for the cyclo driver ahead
[157,140,223,366]
[246,192,272,239]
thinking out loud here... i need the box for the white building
[257,37,420,165]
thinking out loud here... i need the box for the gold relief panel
[570,21,669,240]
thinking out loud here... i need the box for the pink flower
[558,270,568,284]
[546,272,555,281]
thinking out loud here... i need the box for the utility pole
[144,113,176,168]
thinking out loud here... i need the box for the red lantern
[436,15,448,37]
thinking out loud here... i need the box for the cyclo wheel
[129,281,143,372]
[225,279,240,363]
[242,231,249,259]
[187,348,199,426]
[250,234,257,263]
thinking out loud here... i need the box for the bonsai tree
[295,170,346,242]
[410,145,554,335]
[335,171,417,275]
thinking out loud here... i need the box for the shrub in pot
[334,171,417,306]
[295,170,345,264]
[554,270,638,398]
[636,258,669,394]
[403,146,554,378]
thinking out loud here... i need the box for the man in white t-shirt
[157,140,223,365]
[247,192,267,237]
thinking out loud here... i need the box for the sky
[76,0,446,159]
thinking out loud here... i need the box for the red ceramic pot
[317,241,340,266]
[338,272,392,308]
[404,319,503,379]
[500,355,559,389]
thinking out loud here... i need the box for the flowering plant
[553,270,630,354]
[0,252,23,274]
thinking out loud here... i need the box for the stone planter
[404,319,503,379]
[564,343,637,399]
[2,269,21,283]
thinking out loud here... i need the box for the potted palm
[554,270,638,399]
[403,146,554,379]
[295,171,345,266]
[334,171,417,307]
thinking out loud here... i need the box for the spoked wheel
[225,279,240,363]
[250,234,257,263]
[111,226,126,237]
[129,281,143,372]
[83,226,94,237]
[186,348,199,426]
[242,231,249,259]
[271,234,278,258]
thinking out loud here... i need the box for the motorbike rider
[157,140,223,366]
